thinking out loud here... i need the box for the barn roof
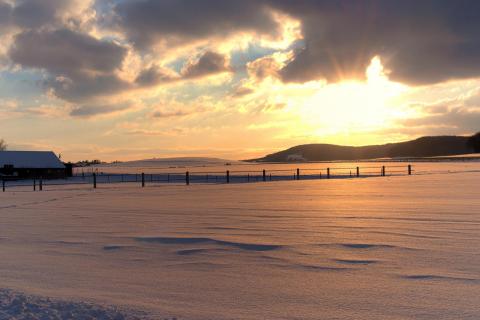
[0,151,65,169]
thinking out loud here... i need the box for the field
[1,168,479,319]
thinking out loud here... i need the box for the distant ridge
[251,135,477,162]
[107,157,237,167]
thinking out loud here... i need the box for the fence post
[2,180,5,192]
[33,179,36,191]
[186,171,190,185]
[408,164,412,175]
[382,166,386,176]
[356,167,360,177]
[327,168,330,179]
[263,170,266,182]
[39,178,43,191]
[296,168,300,180]
[141,173,145,187]
[319,172,322,179]
[226,170,230,183]
[93,173,97,189]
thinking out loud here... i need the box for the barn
[0,151,66,179]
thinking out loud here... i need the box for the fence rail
[0,164,414,192]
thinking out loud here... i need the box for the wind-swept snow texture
[0,171,479,319]
[0,288,146,320]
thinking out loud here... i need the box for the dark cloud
[181,51,231,79]
[70,102,131,117]
[48,74,131,103]
[268,0,480,85]
[135,65,179,87]
[112,0,480,86]
[113,0,280,49]
[134,51,230,88]
[9,28,129,102]
[10,29,126,76]
[0,0,85,30]
[12,0,59,28]
[0,1,13,29]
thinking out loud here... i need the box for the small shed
[0,151,66,179]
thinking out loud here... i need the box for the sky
[1,0,480,162]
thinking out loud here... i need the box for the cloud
[267,0,480,85]
[0,1,13,30]
[69,102,132,118]
[47,74,131,103]
[231,86,254,98]
[465,89,480,107]
[247,56,282,81]
[251,101,287,114]
[181,51,231,79]
[113,0,280,50]
[10,28,126,76]
[400,107,480,134]
[12,0,61,29]
[135,65,179,87]
[152,110,195,118]
[0,98,68,119]
[9,28,129,102]
[396,89,480,135]
[0,0,95,30]
[125,128,184,137]
[135,51,231,88]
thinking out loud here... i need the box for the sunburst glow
[298,57,408,141]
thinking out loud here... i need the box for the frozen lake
[1,170,479,319]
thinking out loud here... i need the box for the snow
[103,157,238,168]
[0,170,479,319]
[0,288,146,320]
[0,151,64,169]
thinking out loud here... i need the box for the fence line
[0,164,415,192]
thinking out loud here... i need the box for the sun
[297,56,408,141]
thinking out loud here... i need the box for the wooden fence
[1,164,413,192]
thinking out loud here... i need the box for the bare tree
[0,139,6,151]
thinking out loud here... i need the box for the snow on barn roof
[0,151,65,169]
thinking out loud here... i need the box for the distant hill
[106,157,237,167]
[252,135,477,162]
